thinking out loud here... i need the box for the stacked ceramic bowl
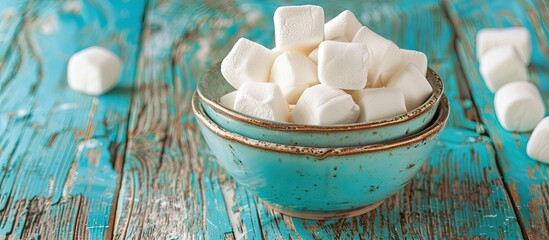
[193,63,448,219]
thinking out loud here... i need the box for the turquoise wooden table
[0,0,547,239]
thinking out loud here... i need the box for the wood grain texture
[446,0,549,238]
[0,0,541,238]
[113,0,244,238]
[0,1,26,63]
[112,0,521,239]
[0,0,145,238]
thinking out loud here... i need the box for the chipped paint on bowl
[197,62,444,147]
[192,92,450,219]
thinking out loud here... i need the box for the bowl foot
[264,200,384,220]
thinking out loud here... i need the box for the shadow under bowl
[193,92,450,219]
[197,62,444,147]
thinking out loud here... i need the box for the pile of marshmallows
[477,27,548,163]
[219,5,433,125]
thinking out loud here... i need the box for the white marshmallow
[221,38,279,89]
[527,117,549,163]
[387,64,433,111]
[234,82,290,122]
[479,44,528,92]
[67,46,122,96]
[292,84,360,125]
[274,5,324,54]
[352,26,401,87]
[400,49,428,76]
[308,48,318,64]
[476,27,531,64]
[324,10,362,42]
[494,81,545,132]
[220,90,238,109]
[331,36,350,42]
[352,88,407,123]
[318,41,369,90]
[270,52,319,104]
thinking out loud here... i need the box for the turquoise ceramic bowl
[193,92,449,219]
[197,62,444,147]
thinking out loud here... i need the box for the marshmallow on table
[387,63,433,111]
[494,81,545,132]
[292,84,360,125]
[67,46,122,96]
[400,49,428,76]
[308,48,318,64]
[352,88,407,123]
[324,10,362,42]
[274,5,324,54]
[479,44,529,93]
[234,82,290,122]
[352,26,401,87]
[270,52,319,104]
[221,38,279,89]
[318,41,369,90]
[476,27,531,64]
[527,117,549,163]
[220,90,238,109]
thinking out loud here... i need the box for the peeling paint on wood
[0,0,145,238]
[0,0,543,238]
[446,0,549,238]
[111,0,522,239]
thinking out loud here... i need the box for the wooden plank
[112,0,247,238]
[0,0,146,238]
[445,0,549,238]
[113,0,522,238]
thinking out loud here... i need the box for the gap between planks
[106,0,151,239]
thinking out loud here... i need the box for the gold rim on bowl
[193,91,449,159]
[197,62,444,132]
